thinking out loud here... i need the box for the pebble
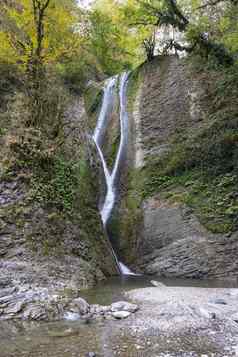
[111,301,138,313]
[112,311,131,319]
[211,298,227,305]
[150,280,166,287]
[231,312,238,322]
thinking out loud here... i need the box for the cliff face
[118,55,238,279]
[0,84,117,320]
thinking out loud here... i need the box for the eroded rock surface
[0,284,139,321]
[137,195,238,278]
[119,55,238,279]
[0,97,118,323]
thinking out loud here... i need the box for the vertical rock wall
[120,55,238,279]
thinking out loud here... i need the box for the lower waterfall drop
[93,73,136,276]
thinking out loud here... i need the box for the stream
[1,276,237,357]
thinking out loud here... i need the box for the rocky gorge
[0,53,238,356]
[104,55,238,279]
[1,282,238,356]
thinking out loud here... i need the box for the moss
[127,68,142,112]
[109,168,145,263]
[140,61,238,234]
[47,212,60,221]
[107,132,120,170]
[85,85,103,114]
[30,155,79,213]
[108,67,145,263]
[143,169,238,234]
[0,66,117,280]
[118,168,144,260]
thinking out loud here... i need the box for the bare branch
[42,0,51,11]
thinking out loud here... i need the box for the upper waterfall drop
[93,76,117,148]
[93,76,117,227]
[93,72,136,276]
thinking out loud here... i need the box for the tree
[0,0,82,126]
[121,0,236,65]
[81,0,146,74]
[30,0,51,78]
[143,29,156,60]
[0,0,80,74]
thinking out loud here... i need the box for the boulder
[0,287,17,298]
[150,280,165,287]
[23,304,47,320]
[112,311,131,319]
[90,304,110,315]
[111,301,138,313]
[68,297,90,315]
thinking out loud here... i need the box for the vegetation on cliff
[0,0,237,280]
[0,0,122,286]
[141,58,238,234]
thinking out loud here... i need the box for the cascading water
[93,72,136,276]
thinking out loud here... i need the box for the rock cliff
[0,85,118,319]
[117,55,238,279]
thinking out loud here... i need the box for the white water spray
[93,73,136,276]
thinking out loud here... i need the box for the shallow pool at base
[80,275,238,305]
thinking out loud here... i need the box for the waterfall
[93,72,136,276]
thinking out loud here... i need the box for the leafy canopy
[0,0,81,68]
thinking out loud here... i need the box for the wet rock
[0,288,63,321]
[23,304,47,320]
[111,301,138,313]
[0,287,17,298]
[199,307,216,319]
[90,304,110,315]
[63,311,81,321]
[150,280,165,287]
[3,298,26,316]
[0,236,13,256]
[0,285,139,322]
[0,277,11,288]
[229,289,238,297]
[68,297,90,315]
[112,311,131,319]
